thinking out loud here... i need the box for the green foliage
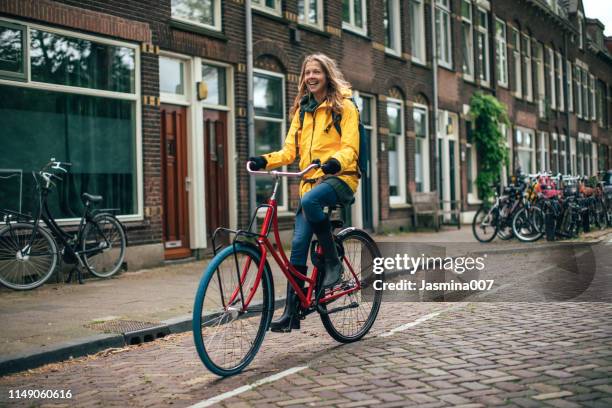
[469,93,509,201]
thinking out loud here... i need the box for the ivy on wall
[469,93,509,201]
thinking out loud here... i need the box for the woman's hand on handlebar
[248,156,267,171]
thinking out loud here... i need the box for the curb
[0,299,289,377]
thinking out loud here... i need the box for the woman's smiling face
[304,60,327,99]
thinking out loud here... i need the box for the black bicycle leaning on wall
[0,159,127,290]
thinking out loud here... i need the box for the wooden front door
[203,109,229,245]
[161,105,190,259]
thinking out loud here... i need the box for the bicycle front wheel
[472,206,499,243]
[0,223,58,290]
[193,244,274,377]
[512,206,545,242]
[81,214,127,278]
[320,229,382,343]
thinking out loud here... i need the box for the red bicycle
[192,162,383,376]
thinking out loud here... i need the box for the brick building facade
[0,0,610,267]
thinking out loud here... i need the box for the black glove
[321,158,341,175]
[248,156,267,170]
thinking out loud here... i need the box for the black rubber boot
[312,218,343,290]
[270,265,307,333]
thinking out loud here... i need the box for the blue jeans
[290,182,339,266]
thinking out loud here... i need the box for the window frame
[475,6,490,86]
[413,103,430,193]
[0,17,143,222]
[384,0,402,56]
[566,60,573,112]
[253,68,288,212]
[461,0,474,81]
[298,0,324,30]
[410,0,427,64]
[0,20,28,81]
[521,33,532,101]
[589,74,595,121]
[252,0,282,17]
[547,46,556,110]
[387,97,407,206]
[560,134,568,174]
[343,0,368,36]
[510,26,522,98]
[515,127,536,174]
[551,132,559,173]
[159,55,189,105]
[495,18,508,87]
[535,41,545,117]
[435,0,453,69]
[555,51,564,111]
[171,0,222,32]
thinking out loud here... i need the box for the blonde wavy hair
[290,53,352,117]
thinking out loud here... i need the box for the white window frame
[577,11,584,50]
[159,55,190,105]
[556,51,564,111]
[536,42,545,117]
[475,6,490,86]
[384,0,402,55]
[413,103,430,193]
[0,18,143,222]
[253,68,288,213]
[511,26,522,98]
[536,131,549,172]
[410,0,426,64]
[435,0,453,69]
[495,18,508,87]
[547,47,556,110]
[171,0,222,32]
[582,67,589,119]
[551,133,559,173]
[521,33,532,101]
[387,98,407,206]
[252,0,282,17]
[560,134,568,174]
[570,135,577,175]
[343,0,368,36]
[515,127,536,174]
[298,0,324,30]
[566,60,573,112]
[589,74,596,121]
[575,65,582,118]
[461,0,474,81]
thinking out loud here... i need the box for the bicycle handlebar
[246,161,321,177]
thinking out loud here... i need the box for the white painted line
[379,311,442,337]
[187,365,308,408]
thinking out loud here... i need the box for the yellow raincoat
[262,88,360,197]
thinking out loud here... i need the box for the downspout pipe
[246,0,257,229]
[431,0,440,199]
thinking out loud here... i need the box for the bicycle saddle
[82,192,103,204]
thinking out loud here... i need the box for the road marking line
[379,311,442,337]
[187,365,308,408]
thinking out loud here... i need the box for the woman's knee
[301,192,325,222]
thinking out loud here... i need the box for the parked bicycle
[0,159,127,290]
[192,161,382,376]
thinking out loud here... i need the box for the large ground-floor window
[0,85,138,218]
[515,127,535,174]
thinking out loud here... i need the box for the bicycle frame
[214,163,362,314]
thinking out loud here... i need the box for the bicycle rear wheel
[0,223,58,290]
[512,206,545,242]
[81,214,126,278]
[193,244,274,377]
[320,229,382,343]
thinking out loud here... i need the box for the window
[0,24,139,220]
[435,0,452,68]
[384,0,401,55]
[355,92,375,180]
[0,21,27,81]
[466,120,479,200]
[495,19,508,87]
[413,104,429,192]
[299,0,323,29]
[598,144,608,172]
[253,70,287,209]
[510,27,521,98]
[515,128,535,173]
[252,0,282,16]
[589,74,595,121]
[566,60,573,112]
[202,63,227,106]
[521,34,532,100]
[171,0,221,31]
[596,81,604,127]
[551,133,559,173]
[556,52,564,111]
[575,65,582,117]
[582,68,589,119]
[570,135,577,175]
[475,7,489,85]
[159,56,185,97]
[536,132,549,172]
[387,99,406,205]
[547,47,556,110]
[410,0,426,63]
[560,134,567,174]
[577,12,584,49]
[535,42,545,117]
[461,0,474,79]
[343,0,367,35]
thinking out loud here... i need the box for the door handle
[185,176,191,192]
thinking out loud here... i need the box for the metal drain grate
[85,319,162,334]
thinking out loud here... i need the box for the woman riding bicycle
[248,53,360,332]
